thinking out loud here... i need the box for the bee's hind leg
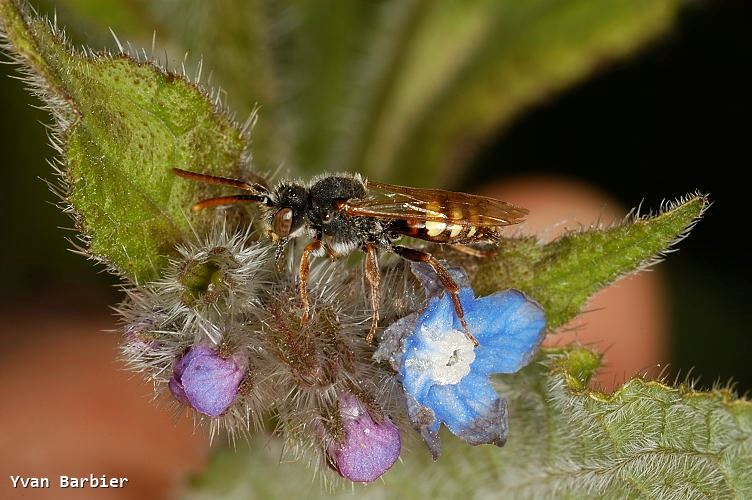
[299,239,322,326]
[392,245,478,347]
[451,244,497,259]
[363,243,381,344]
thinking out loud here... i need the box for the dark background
[1,1,750,390]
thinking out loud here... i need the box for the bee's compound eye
[272,208,293,238]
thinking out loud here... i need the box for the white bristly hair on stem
[116,222,421,483]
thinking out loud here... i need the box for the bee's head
[268,182,309,241]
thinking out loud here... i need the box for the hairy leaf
[472,194,709,329]
[443,348,752,498]
[0,0,250,282]
[133,0,284,168]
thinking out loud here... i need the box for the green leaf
[30,1,684,186]
[0,0,250,283]
[34,0,272,116]
[133,0,285,168]
[36,0,284,169]
[272,0,394,174]
[328,0,683,185]
[472,193,709,329]
[184,347,752,498]
[451,348,752,498]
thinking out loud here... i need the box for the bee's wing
[339,180,528,227]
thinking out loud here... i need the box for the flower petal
[173,344,214,378]
[333,418,400,483]
[404,393,441,459]
[168,376,189,405]
[420,293,455,334]
[373,312,419,371]
[457,396,508,447]
[425,371,502,439]
[329,392,401,483]
[455,376,508,446]
[181,352,245,417]
[394,269,546,454]
[400,295,460,402]
[426,381,474,434]
[400,352,435,403]
[466,290,546,374]
[411,261,470,299]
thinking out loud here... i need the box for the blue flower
[396,285,545,456]
[169,345,247,417]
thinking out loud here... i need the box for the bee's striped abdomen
[389,200,501,244]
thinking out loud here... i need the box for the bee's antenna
[172,167,269,195]
[191,195,269,211]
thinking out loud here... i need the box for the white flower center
[409,325,476,385]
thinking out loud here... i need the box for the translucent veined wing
[338,180,528,227]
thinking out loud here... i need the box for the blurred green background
[0,0,749,394]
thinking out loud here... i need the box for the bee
[172,168,528,346]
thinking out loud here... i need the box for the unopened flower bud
[327,392,400,483]
[169,345,247,417]
[179,259,223,306]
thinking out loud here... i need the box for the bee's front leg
[363,243,381,344]
[299,239,322,326]
[392,245,478,347]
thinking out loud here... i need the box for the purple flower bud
[168,345,246,417]
[327,392,400,483]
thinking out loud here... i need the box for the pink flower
[169,345,246,417]
[327,392,401,483]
